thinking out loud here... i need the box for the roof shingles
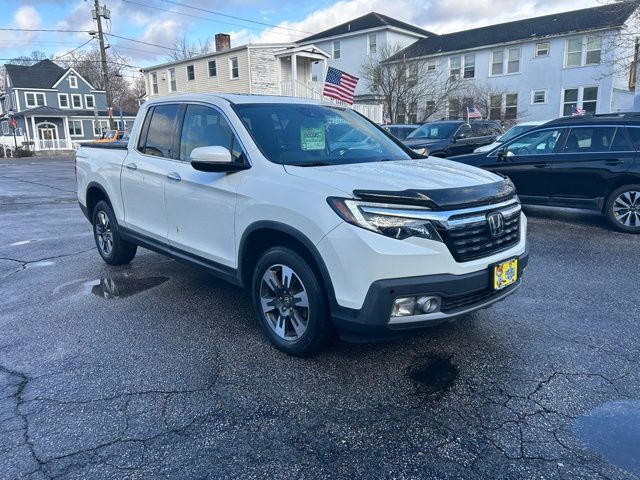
[5,59,67,89]
[388,2,638,61]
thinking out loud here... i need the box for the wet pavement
[1,156,639,479]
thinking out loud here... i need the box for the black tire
[604,184,640,234]
[92,200,137,265]
[251,247,333,357]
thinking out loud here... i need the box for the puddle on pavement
[89,276,170,299]
[408,356,458,395]
[573,400,640,476]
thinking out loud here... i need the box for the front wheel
[251,247,333,357]
[92,200,138,264]
[604,185,640,233]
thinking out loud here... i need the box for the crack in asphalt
[0,174,76,194]
[0,248,96,279]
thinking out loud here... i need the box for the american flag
[467,106,482,119]
[323,67,358,104]
[571,105,586,116]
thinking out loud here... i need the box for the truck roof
[144,93,329,107]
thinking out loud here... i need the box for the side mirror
[190,146,248,173]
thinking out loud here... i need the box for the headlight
[412,147,429,156]
[327,198,441,241]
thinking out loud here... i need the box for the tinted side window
[624,127,640,150]
[140,104,180,158]
[470,123,487,137]
[610,128,634,152]
[489,124,503,136]
[563,127,615,153]
[503,129,563,156]
[456,124,472,138]
[136,108,154,152]
[179,104,243,162]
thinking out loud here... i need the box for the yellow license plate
[493,259,518,290]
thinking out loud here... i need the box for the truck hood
[284,158,512,210]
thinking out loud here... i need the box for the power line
[120,0,296,37]
[105,33,176,52]
[0,28,91,33]
[159,0,314,35]
[54,38,96,60]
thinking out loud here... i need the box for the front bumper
[331,249,528,335]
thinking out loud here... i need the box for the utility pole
[91,0,114,128]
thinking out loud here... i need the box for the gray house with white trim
[0,59,135,152]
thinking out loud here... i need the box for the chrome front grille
[435,200,522,262]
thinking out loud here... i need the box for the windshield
[407,123,457,140]
[499,125,536,143]
[234,103,412,166]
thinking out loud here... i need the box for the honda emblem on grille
[487,212,505,237]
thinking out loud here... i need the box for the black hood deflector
[353,178,516,211]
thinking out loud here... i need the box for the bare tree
[166,35,212,62]
[361,44,463,123]
[8,50,50,66]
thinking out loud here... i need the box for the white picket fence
[280,80,384,124]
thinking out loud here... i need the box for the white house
[296,12,435,102]
[384,2,640,123]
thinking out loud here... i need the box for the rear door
[120,103,180,241]
[479,127,565,201]
[163,103,246,267]
[548,126,636,207]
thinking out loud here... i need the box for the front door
[480,127,566,201]
[38,125,57,149]
[448,124,476,156]
[164,103,244,267]
[120,103,180,241]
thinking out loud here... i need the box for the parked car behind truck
[403,120,503,157]
[453,114,640,233]
[76,94,528,356]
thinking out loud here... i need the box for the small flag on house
[571,105,586,116]
[323,67,358,104]
[467,106,482,119]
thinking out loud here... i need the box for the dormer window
[69,75,78,88]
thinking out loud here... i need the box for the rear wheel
[92,200,137,264]
[604,185,640,233]
[251,247,333,357]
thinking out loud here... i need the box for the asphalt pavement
[1,156,639,480]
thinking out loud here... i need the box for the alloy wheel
[95,210,114,256]
[259,264,310,341]
[612,190,640,227]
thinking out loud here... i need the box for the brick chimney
[215,34,231,52]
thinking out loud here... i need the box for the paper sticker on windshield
[300,124,325,151]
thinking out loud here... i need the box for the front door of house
[38,126,57,149]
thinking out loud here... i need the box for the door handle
[605,159,624,166]
[125,163,137,171]
[533,162,550,168]
[167,172,181,182]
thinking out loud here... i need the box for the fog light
[391,296,417,317]
[417,296,440,314]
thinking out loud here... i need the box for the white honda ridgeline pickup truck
[76,94,528,356]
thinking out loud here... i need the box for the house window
[68,120,83,137]
[208,60,217,77]
[491,48,521,75]
[425,100,436,116]
[562,86,598,116]
[535,42,550,57]
[505,94,518,119]
[187,64,195,81]
[368,34,377,54]
[582,86,598,113]
[563,88,579,116]
[566,36,602,67]
[229,57,239,79]
[586,36,602,65]
[333,40,341,59]
[489,95,502,119]
[69,75,78,88]
[1,121,9,135]
[25,92,45,108]
[151,72,158,94]
[532,89,547,104]
[93,119,109,136]
[448,98,461,119]
[85,95,95,109]
[71,94,82,109]
[449,56,461,77]
[168,68,177,92]
[463,54,475,78]
[491,50,504,75]
[58,94,69,109]
[426,59,437,72]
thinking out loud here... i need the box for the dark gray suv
[403,120,503,157]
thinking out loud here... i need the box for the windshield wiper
[286,161,332,167]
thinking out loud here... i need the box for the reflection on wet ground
[89,276,170,299]
[574,400,640,476]
[407,356,458,395]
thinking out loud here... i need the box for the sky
[0,0,604,77]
